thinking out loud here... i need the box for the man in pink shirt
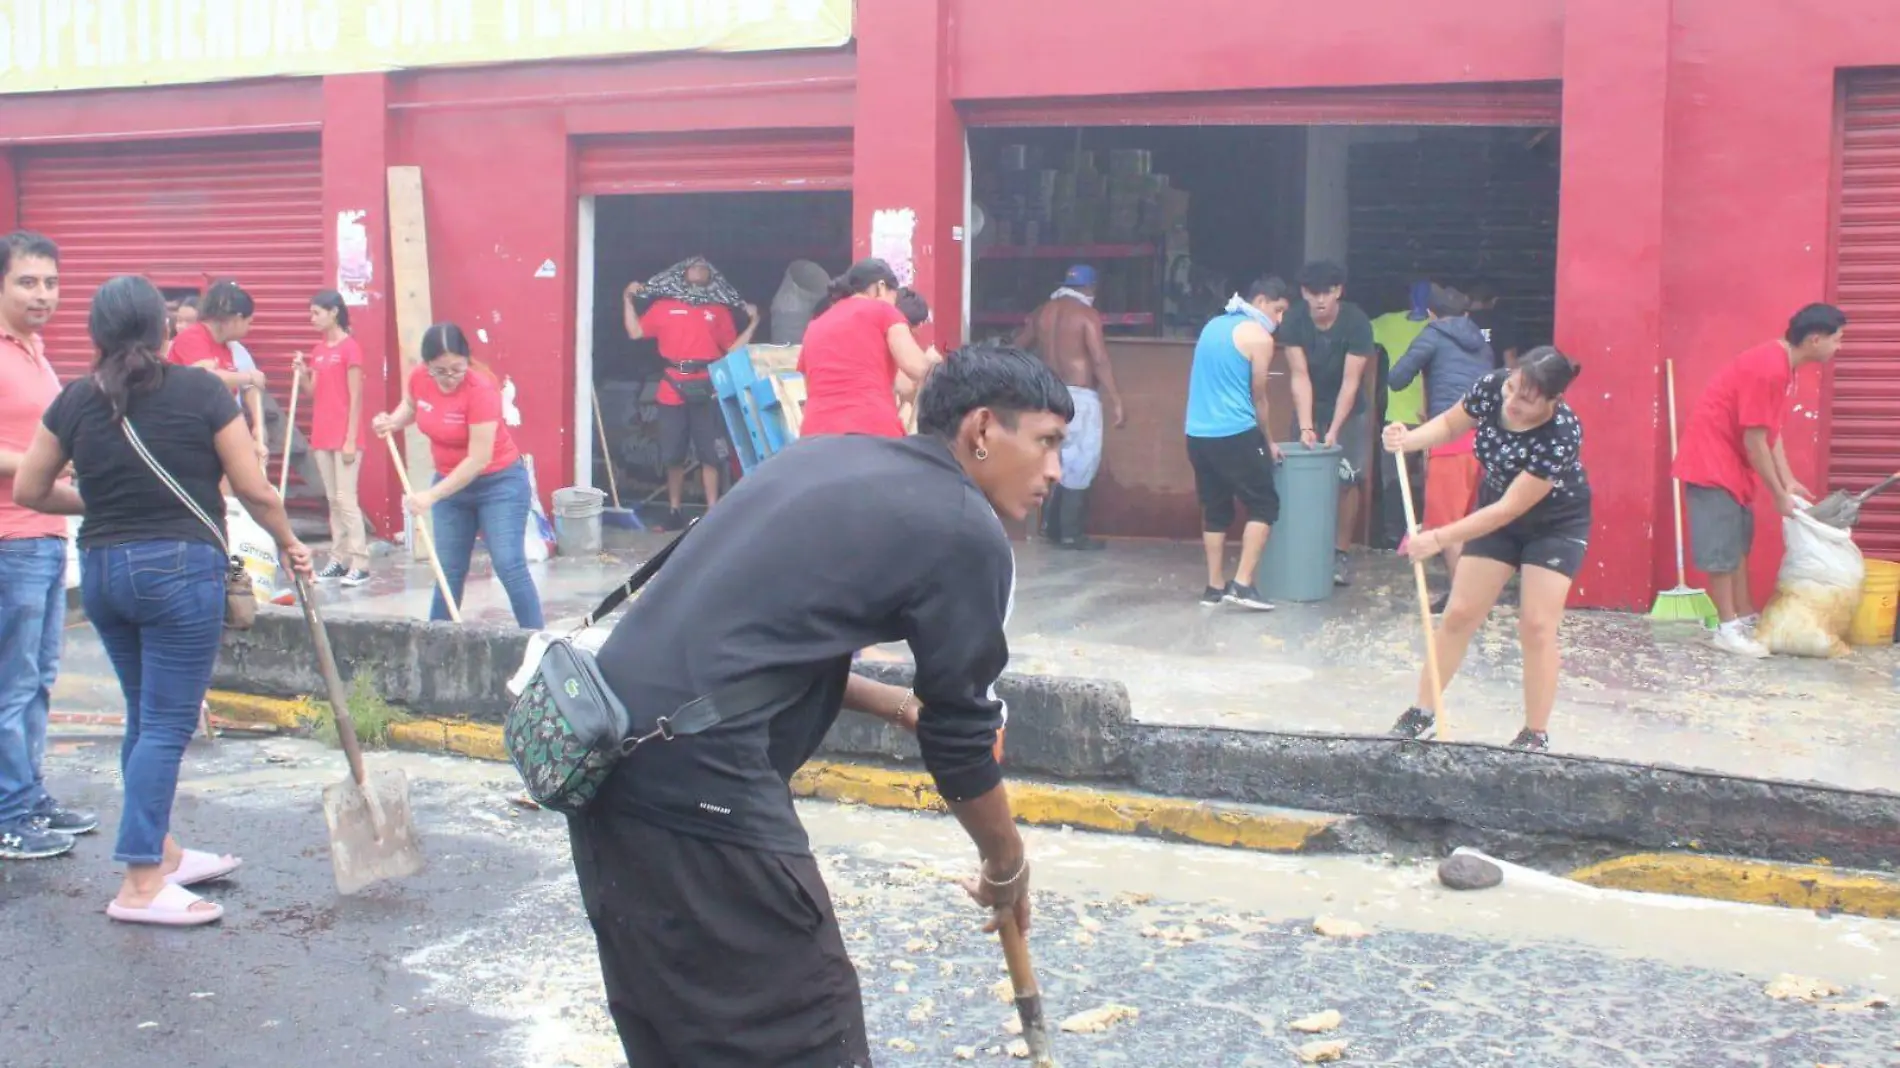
[0,231,93,861]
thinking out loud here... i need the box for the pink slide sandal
[106,884,224,927]
[165,849,242,888]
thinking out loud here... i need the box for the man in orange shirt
[0,231,93,861]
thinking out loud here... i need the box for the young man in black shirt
[1281,260,1379,586]
[574,345,1073,1068]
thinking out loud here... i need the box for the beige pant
[313,449,369,570]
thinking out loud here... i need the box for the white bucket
[551,486,606,556]
[552,486,607,518]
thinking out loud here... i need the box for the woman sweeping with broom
[1383,346,1590,752]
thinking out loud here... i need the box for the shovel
[997,913,1057,1066]
[1806,470,1900,530]
[290,571,425,895]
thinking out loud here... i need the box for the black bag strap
[573,519,696,633]
[620,664,810,754]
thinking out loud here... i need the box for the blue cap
[1408,280,1432,321]
[1063,264,1098,287]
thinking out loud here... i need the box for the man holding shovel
[1674,304,1846,658]
[572,345,1066,1067]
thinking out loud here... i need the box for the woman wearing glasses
[370,323,544,628]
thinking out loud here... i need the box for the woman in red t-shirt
[797,259,941,438]
[291,290,371,585]
[371,323,543,629]
[169,281,268,471]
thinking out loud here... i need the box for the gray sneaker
[32,801,98,836]
[0,818,76,860]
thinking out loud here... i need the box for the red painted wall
[390,104,577,500]
[1661,0,1900,600]
[1550,0,1672,609]
[320,74,397,536]
[951,0,1566,99]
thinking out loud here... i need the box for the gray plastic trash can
[1259,443,1343,603]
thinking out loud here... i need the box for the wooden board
[386,166,438,560]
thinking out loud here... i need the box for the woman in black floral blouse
[1381,347,1589,752]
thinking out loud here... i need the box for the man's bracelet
[981,856,1029,888]
[893,689,920,722]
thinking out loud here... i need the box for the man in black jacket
[575,345,1074,1068]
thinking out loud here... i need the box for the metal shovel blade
[322,764,425,896]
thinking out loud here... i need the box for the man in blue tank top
[1184,276,1291,611]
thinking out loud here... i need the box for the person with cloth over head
[623,257,758,531]
[572,344,1070,1067]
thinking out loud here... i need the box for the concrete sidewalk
[113,533,1895,795]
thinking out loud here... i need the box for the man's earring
[974,445,989,461]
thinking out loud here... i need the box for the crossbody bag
[503,520,800,814]
[120,419,258,630]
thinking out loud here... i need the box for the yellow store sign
[0,0,853,94]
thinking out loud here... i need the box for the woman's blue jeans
[430,460,545,629]
[82,540,225,865]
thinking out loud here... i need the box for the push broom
[1651,359,1720,627]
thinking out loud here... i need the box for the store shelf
[973,311,1156,327]
[976,244,1157,261]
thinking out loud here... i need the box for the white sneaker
[1739,613,1761,633]
[1713,622,1770,659]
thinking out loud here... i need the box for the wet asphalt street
[4,730,1897,1068]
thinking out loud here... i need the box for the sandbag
[1756,508,1865,658]
[224,498,282,602]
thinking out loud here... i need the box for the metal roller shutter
[576,128,854,195]
[1833,76,1900,559]
[16,135,326,430]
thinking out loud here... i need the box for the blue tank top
[1185,313,1261,438]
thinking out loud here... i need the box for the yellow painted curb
[788,762,1338,852]
[200,689,1339,854]
[205,690,308,731]
[1568,853,1900,920]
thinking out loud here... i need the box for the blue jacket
[1389,316,1495,421]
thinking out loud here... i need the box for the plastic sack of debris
[1755,508,1866,658]
[224,498,282,601]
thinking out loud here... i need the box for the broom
[1651,359,1720,627]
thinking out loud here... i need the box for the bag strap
[622,664,813,754]
[572,518,696,633]
[121,418,230,557]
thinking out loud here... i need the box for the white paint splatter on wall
[336,210,371,306]
[871,208,917,287]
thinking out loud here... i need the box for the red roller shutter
[962,82,1563,128]
[16,136,325,423]
[576,128,854,195]
[1833,75,1900,560]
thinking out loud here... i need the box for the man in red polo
[0,231,94,861]
[623,258,758,530]
[1674,303,1846,658]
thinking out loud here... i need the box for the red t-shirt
[168,321,235,374]
[640,299,738,406]
[410,364,521,477]
[1673,340,1795,505]
[309,335,365,451]
[796,297,908,438]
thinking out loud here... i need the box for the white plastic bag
[1756,509,1866,658]
[520,455,555,564]
[224,497,282,602]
